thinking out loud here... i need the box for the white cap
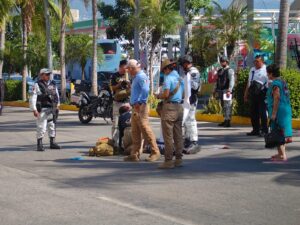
[39,68,52,74]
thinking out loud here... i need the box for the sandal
[270,155,287,162]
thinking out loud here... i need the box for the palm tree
[43,0,53,70]
[209,2,260,59]
[17,0,35,101]
[65,34,93,81]
[133,0,183,94]
[60,0,68,102]
[0,0,15,79]
[91,0,98,96]
[276,0,290,69]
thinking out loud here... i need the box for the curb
[3,101,78,111]
[4,101,300,129]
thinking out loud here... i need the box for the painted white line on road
[97,196,199,225]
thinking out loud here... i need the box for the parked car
[52,72,71,95]
[33,71,71,96]
[3,74,35,89]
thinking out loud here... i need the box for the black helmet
[219,56,229,63]
[179,55,193,65]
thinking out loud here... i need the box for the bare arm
[157,89,170,100]
[244,84,249,102]
[271,87,280,120]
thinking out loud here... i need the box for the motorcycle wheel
[78,106,93,124]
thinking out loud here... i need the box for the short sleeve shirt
[163,70,184,102]
[248,65,268,88]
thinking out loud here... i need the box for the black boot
[50,137,61,149]
[224,120,231,127]
[37,138,45,151]
[218,121,226,126]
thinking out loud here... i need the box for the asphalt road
[0,107,299,225]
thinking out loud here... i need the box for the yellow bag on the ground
[89,147,96,156]
[95,143,114,156]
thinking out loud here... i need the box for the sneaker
[223,120,231,127]
[218,121,226,126]
[145,153,161,162]
[123,155,139,162]
[183,142,201,154]
[246,131,260,136]
[174,159,183,167]
[259,131,268,137]
[184,138,191,149]
[158,160,175,169]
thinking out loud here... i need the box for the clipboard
[223,93,232,101]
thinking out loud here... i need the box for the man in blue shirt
[155,59,184,169]
[124,59,160,162]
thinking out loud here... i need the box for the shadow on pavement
[43,153,300,189]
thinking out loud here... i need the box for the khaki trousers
[131,104,159,156]
[161,103,183,161]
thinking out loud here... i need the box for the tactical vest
[188,66,201,105]
[216,68,230,91]
[36,80,59,109]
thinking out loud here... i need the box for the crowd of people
[28,54,293,167]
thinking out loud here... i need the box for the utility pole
[180,0,186,57]
[247,0,254,67]
[134,0,140,60]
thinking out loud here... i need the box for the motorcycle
[77,73,113,124]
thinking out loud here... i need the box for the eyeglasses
[44,73,51,76]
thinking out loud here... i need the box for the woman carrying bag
[266,64,293,161]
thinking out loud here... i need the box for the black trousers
[249,93,268,133]
[0,79,4,115]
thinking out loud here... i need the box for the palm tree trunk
[91,0,98,96]
[81,67,85,81]
[0,20,6,79]
[60,0,68,102]
[149,49,154,95]
[43,0,53,70]
[276,0,290,69]
[22,19,28,101]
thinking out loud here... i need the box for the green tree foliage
[4,80,23,100]
[234,69,250,117]
[208,2,261,59]
[235,69,300,118]
[281,69,300,118]
[98,0,134,41]
[65,34,92,80]
[191,25,219,70]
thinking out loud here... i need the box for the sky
[69,0,294,21]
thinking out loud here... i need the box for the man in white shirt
[244,55,268,136]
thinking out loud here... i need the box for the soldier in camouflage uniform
[214,56,235,127]
[30,68,61,151]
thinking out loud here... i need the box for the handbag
[264,121,285,148]
[114,89,130,101]
[249,71,267,97]
[156,101,163,116]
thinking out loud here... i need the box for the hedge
[235,68,300,118]
[4,80,23,101]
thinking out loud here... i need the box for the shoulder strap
[251,70,255,82]
[167,78,182,100]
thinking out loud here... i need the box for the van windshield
[99,43,116,54]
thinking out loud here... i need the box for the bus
[67,39,123,83]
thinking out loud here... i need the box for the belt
[166,101,182,104]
